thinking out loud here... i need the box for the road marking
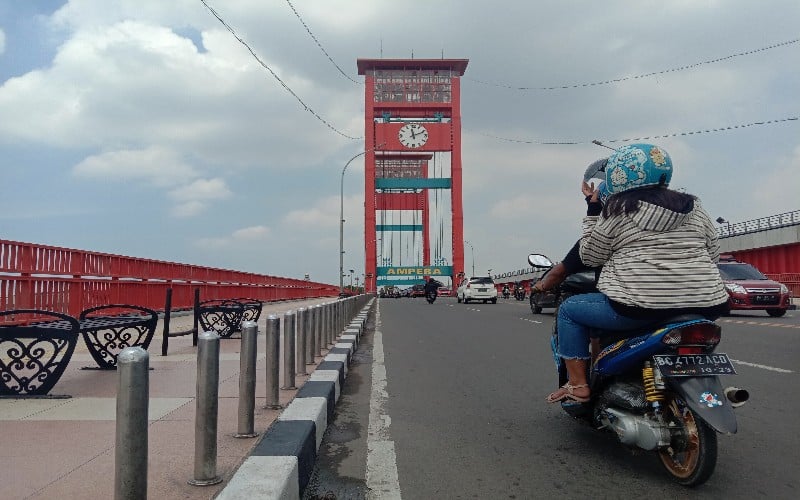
[731,359,793,373]
[366,301,402,500]
[720,318,800,330]
[520,318,543,324]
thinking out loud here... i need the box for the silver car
[457,276,498,304]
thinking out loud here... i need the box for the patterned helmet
[597,181,611,205]
[604,144,672,195]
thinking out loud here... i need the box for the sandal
[546,383,590,404]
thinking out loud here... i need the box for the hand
[582,181,599,202]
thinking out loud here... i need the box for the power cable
[476,116,798,145]
[199,0,361,140]
[467,38,799,91]
[284,0,361,84]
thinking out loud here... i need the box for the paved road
[305,297,800,499]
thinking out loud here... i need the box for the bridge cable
[466,38,799,91]
[474,115,799,146]
[284,0,361,84]
[198,0,362,140]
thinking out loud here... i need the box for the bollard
[282,310,296,390]
[235,321,259,438]
[305,306,315,365]
[115,347,149,500]
[188,331,222,486]
[313,305,322,359]
[296,308,308,376]
[264,315,282,409]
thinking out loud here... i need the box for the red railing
[0,239,338,320]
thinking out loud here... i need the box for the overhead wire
[476,116,799,146]
[284,0,361,84]
[466,38,799,91]
[199,0,361,140]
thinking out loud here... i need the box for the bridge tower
[357,58,469,293]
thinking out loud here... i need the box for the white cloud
[195,225,271,248]
[72,146,197,187]
[167,178,232,202]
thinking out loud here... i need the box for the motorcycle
[528,253,748,487]
[502,286,511,299]
[426,289,438,304]
[514,285,526,301]
[530,266,597,314]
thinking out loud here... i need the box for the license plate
[753,294,779,305]
[653,353,737,377]
[477,288,487,292]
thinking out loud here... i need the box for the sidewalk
[0,298,337,500]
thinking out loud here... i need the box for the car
[457,276,497,304]
[438,287,451,297]
[410,284,426,298]
[717,255,792,317]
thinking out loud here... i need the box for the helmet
[583,158,609,183]
[597,181,611,205]
[604,144,672,195]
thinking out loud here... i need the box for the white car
[457,276,497,304]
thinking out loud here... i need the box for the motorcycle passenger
[546,144,729,404]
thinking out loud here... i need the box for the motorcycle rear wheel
[658,398,718,487]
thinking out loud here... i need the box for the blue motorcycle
[528,254,749,487]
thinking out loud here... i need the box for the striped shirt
[579,200,729,310]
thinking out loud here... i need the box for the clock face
[398,123,429,148]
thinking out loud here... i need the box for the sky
[1,0,798,286]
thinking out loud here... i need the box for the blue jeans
[557,293,656,360]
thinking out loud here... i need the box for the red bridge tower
[357,58,469,293]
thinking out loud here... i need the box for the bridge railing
[0,239,338,321]
[718,210,800,238]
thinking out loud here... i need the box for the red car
[717,256,791,317]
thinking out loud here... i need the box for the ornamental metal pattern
[0,310,80,396]
[198,300,245,338]
[79,305,158,370]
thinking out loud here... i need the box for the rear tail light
[661,322,721,346]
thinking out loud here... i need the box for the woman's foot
[546,382,590,403]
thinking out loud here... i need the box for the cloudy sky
[1,0,798,286]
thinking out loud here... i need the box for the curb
[216,300,373,500]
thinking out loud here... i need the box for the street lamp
[340,145,384,295]
[349,269,354,289]
[464,240,475,276]
[716,216,732,235]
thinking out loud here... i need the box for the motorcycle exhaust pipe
[724,386,749,408]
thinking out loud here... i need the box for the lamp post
[464,240,475,277]
[340,145,384,295]
[349,269,354,290]
[716,216,732,235]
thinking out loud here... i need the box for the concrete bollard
[296,308,308,376]
[282,310,296,390]
[188,331,222,486]
[235,321,258,438]
[305,306,315,365]
[264,315,281,409]
[115,347,149,500]
[313,305,322,358]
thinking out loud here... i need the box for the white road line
[366,301,402,500]
[731,359,793,373]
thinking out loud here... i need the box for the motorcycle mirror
[583,158,608,182]
[528,254,553,268]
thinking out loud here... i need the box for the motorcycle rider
[502,284,511,298]
[546,144,729,404]
[424,276,442,298]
